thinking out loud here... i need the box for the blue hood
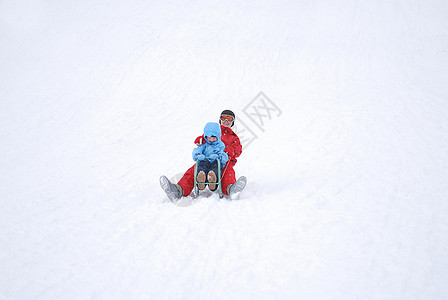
[203,122,221,143]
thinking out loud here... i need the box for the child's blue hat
[204,122,221,138]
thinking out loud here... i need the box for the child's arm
[192,144,206,161]
[217,143,229,165]
[209,144,228,165]
[218,151,229,165]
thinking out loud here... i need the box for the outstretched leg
[207,160,219,191]
[221,162,236,195]
[197,160,211,190]
[177,164,195,196]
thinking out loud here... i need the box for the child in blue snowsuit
[192,122,229,191]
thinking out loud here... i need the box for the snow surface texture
[1,0,448,299]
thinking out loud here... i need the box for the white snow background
[1,0,448,299]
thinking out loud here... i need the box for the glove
[209,154,218,161]
[195,154,206,161]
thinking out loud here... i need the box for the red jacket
[194,125,242,164]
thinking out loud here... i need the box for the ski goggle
[220,115,234,122]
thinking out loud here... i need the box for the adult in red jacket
[177,110,244,197]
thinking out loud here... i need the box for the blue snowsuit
[192,122,228,175]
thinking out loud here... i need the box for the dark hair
[220,109,235,127]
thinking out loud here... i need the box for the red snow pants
[177,160,237,196]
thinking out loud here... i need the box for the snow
[1,0,448,299]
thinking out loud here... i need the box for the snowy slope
[1,0,448,299]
